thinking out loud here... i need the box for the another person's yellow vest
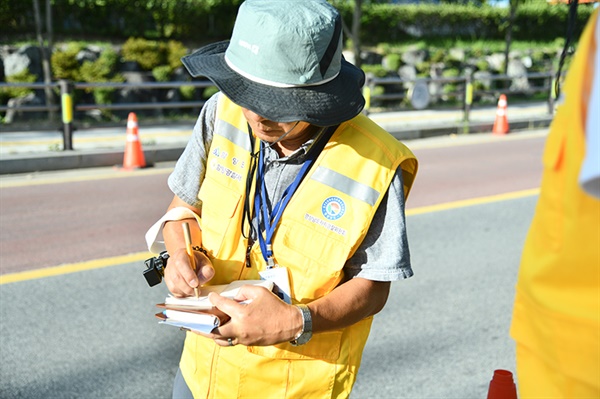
[511,9,600,397]
[180,94,418,398]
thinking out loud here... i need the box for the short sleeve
[167,93,219,207]
[344,168,413,281]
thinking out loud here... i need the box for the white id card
[259,266,292,304]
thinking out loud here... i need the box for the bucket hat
[181,0,365,127]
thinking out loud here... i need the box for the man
[510,2,600,397]
[146,1,418,397]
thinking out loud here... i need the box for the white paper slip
[163,280,275,309]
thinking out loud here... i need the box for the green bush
[121,37,168,71]
[0,70,37,100]
[51,43,84,81]
[442,68,461,78]
[167,40,189,70]
[180,84,197,101]
[361,64,388,78]
[79,47,121,83]
[430,49,446,63]
[152,65,173,82]
[79,47,124,117]
[202,86,220,100]
[383,53,401,72]
[121,37,188,76]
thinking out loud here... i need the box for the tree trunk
[33,0,56,122]
[503,0,517,77]
[352,0,362,68]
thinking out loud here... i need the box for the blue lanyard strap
[254,141,314,266]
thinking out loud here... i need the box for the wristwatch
[290,304,312,346]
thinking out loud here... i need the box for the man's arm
[206,277,390,347]
[162,195,215,297]
[310,277,390,331]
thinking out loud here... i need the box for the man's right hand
[164,248,215,297]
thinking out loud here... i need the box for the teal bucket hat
[181,0,365,127]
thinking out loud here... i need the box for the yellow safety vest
[511,9,600,392]
[180,94,418,398]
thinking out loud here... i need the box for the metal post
[59,80,74,150]
[548,68,556,115]
[362,74,372,116]
[464,74,473,123]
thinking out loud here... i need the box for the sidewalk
[0,102,553,175]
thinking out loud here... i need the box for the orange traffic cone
[492,94,510,135]
[122,112,146,170]
[487,369,518,399]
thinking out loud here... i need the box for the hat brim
[181,41,365,127]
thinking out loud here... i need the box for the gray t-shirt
[168,93,412,281]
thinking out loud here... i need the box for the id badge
[259,266,292,304]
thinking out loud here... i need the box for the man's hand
[163,248,215,297]
[199,285,302,347]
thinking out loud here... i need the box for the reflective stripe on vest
[311,166,380,206]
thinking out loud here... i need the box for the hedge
[1,1,595,44]
[351,3,593,44]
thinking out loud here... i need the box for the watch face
[296,331,312,345]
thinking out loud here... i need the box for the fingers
[164,248,214,297]
[194,251,215,283]
[213,337,238,347]
[208,292,244,314]
[207,286,287,346]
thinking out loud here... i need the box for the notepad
[162,280,273,310]
[155,280,275,333]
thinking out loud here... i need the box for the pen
[182,222,199,299]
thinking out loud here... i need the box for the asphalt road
[0,129,546,398]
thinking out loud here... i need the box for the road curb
[0,145,184,175]
[0,116,552,175]
[389,116,552,140]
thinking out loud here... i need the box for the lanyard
[254,141,315,267]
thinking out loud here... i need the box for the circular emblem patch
[322,197,346,220]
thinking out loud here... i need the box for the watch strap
[290,303,312,346]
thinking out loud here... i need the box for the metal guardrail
[0,72,556,150]
[363,71,556,121]
[0,80,212,149]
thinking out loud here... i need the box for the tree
[331,0,364,68]
[503,0,520,76]
[350,0,363,68]
[32,0,55,121]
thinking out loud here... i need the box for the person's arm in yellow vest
[205,277,390,347]
[162,195,215,298]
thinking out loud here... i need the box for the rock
[360,50,383,66]
[473,70,493,90]
[4,45,42,78]
[120,61,142,72]
[507,59,529,91]
[115,71,158,117]
[401,49,427,66]
[4,93,44,123]
[486,53,505,72]
[398,65,417,81]
[76,48,99,64]
[449,48,465,62]
[342,50,355,65]
[429,62,444,99]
